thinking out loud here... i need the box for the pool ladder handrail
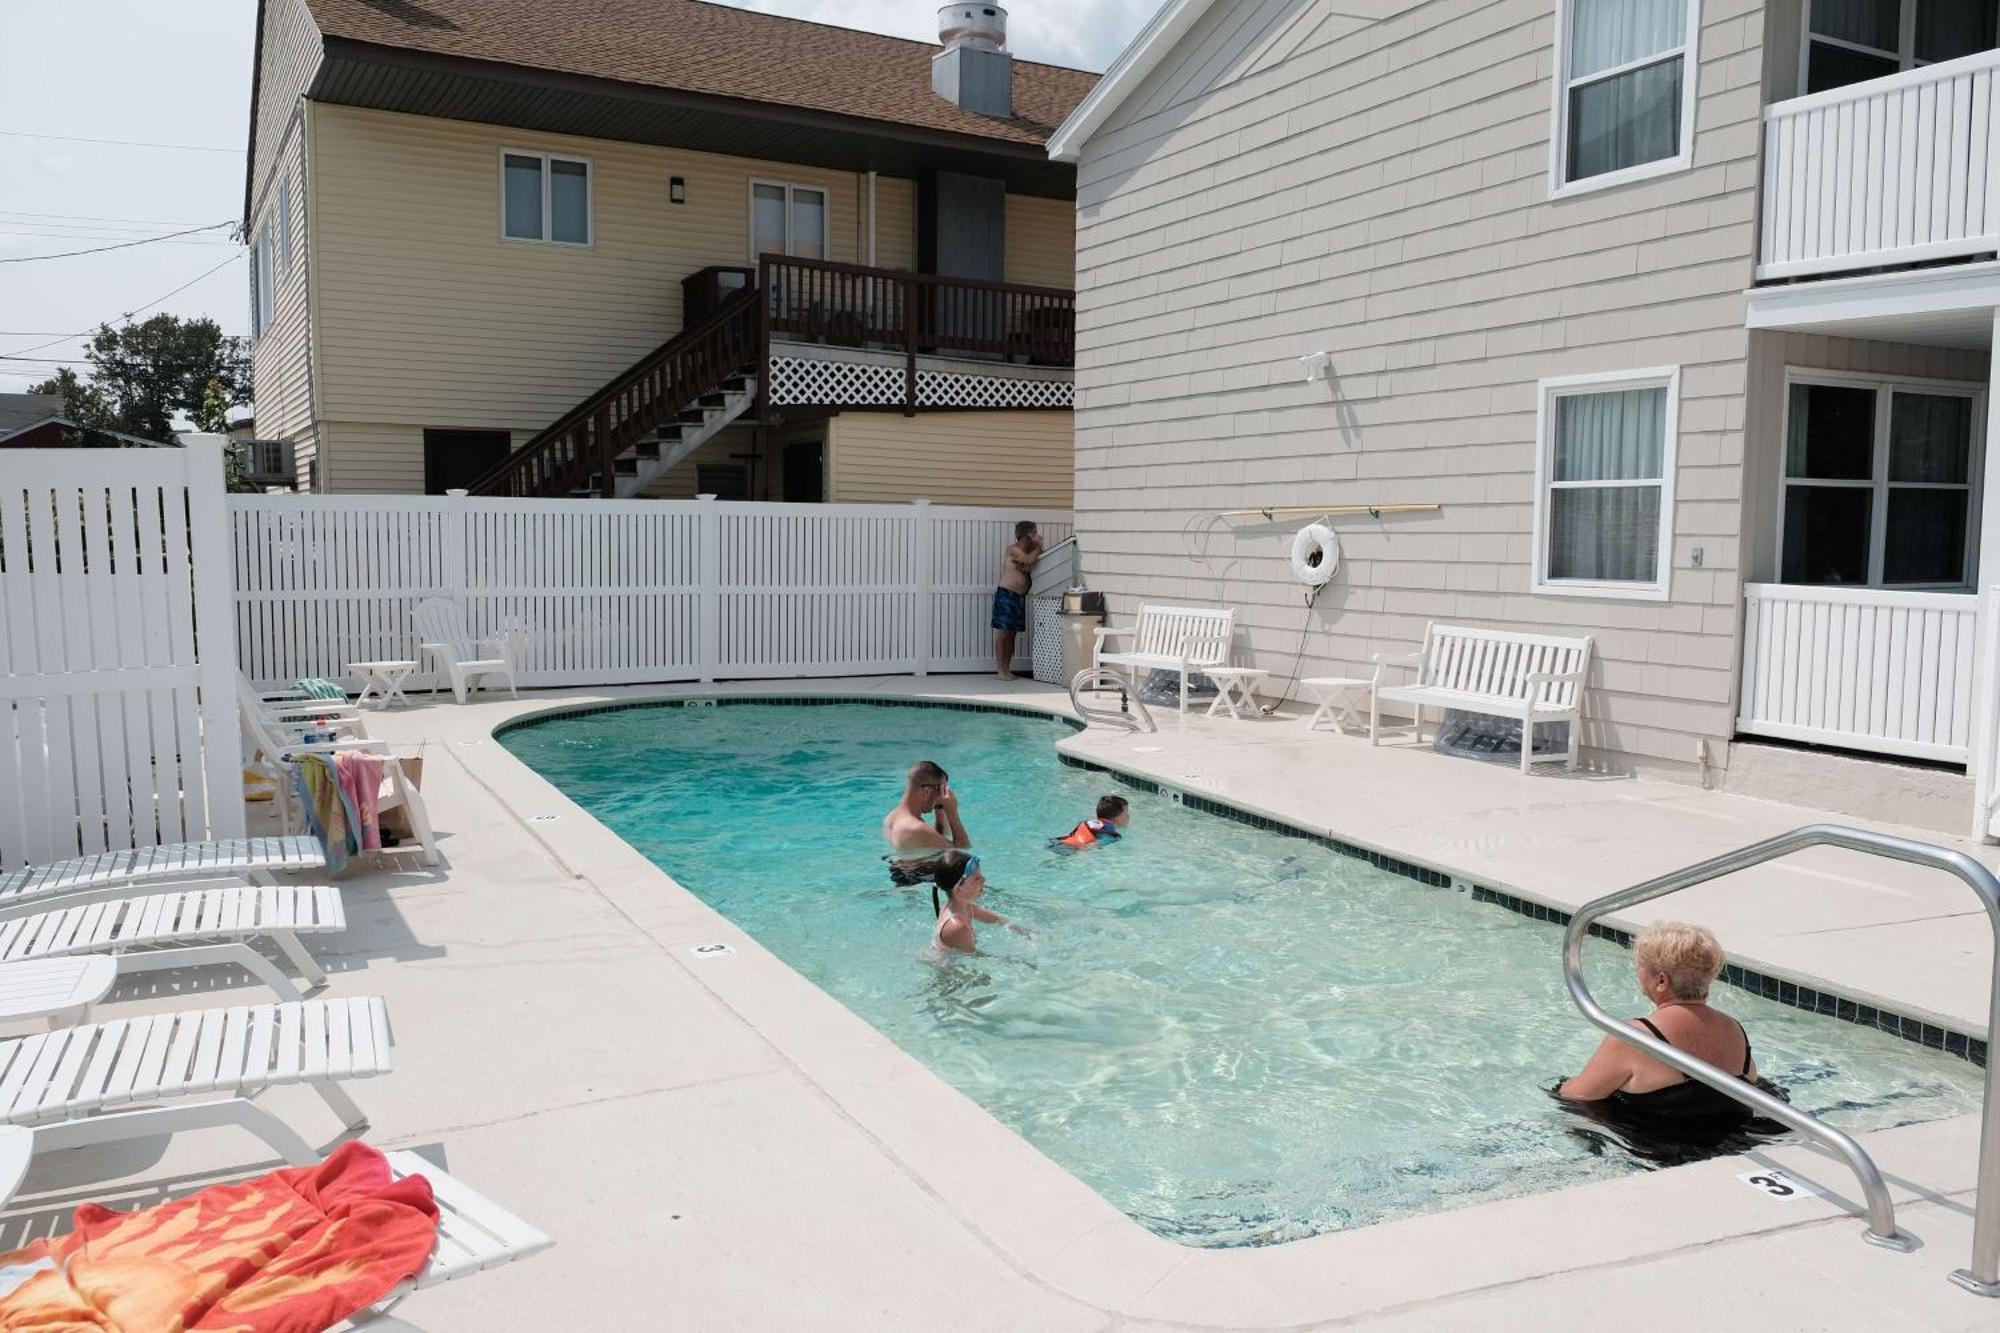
[1068,668,1156,733]
[1561,823,2000,1296]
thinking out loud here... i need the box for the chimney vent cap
[938,4,1007,51]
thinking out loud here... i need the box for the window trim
[1531,366,1681,601]
[498,148,593,248]
[1795,0,1971,95]
[1776,366,1987,590]
[1547,0,1703,198]
[251,217,275,341]
[747,178,830,263]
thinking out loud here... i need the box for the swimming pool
[501,699,1988,1247]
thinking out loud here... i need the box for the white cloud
[714,0,1155,70]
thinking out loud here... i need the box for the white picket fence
[1737,582,1980,764]
[229,494,1073,690]
[0,443,245,869]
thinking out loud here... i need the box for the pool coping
[413,680,1992,1327]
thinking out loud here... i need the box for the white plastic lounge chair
[0,837,325,918]
[0,994,391,1171]
[0,1125,552,1330]
[239,700,441,867]
[412,598,518,704]
[241,672,369,739]
[0,884,345,1002]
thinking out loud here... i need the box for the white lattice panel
[768,356,903,407]
[916,370,1073,409]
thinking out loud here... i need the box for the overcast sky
[0,0,1145,401]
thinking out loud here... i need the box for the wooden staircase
[468,287,760,499]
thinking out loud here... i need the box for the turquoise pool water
[501,700,1987,1246]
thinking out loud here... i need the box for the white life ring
[1290,523,1340,587]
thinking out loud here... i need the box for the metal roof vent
[933,5,1012,118]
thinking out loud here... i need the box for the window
[749,181,828,261]
[501,150,591,245]
[251,218,274,339]
[1779,373,1983,588]
[423,429,512,495]
[277,177,292,281]
[1552,0,1700,192]
[1533,368,1680,599]
[1802,0,1998,94]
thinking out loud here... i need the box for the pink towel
[337,752,386,852]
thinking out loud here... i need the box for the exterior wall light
[670,176,686,204]
[1299,351,1332,383]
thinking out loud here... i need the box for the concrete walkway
[1,676,1992,1331]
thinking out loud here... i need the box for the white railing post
[441,489,470,601]
[912,499,933,677]
[697,495,721,683]
[1975,584,2000,841]
[184,439,247,839]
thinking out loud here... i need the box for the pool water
[502,701,1988,1246]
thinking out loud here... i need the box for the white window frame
[277,177,292,282]
[251,217,274,341]
[1776,366,1986,590]
[1548,0,1703,198]
[498,148,593,247]
[747,178,830,263]
[1531,366,1681,601]
[1794,0,1992,94]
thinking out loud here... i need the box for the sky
[0,0,1148,405]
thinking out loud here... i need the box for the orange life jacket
[1055,819,1118,849]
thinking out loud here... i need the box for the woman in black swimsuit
[1558,922,1780,1156]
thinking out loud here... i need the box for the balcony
[1758,49,2000,282]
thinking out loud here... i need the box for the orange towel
[0,1141,439,1332]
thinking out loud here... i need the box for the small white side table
[0,956,117,1029]
[350,660,419,709]
[1301,676,1372,734]
[1204,667,1269,720]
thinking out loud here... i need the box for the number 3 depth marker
[1738,1167,1824,1200]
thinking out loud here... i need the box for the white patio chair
[240,671,368,739]
[239,698,441,868]
[0,837,325,918]
[0,1124,552,1330]
[411,598,518,704]
[0,883,345,1002]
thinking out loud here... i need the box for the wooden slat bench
[1370,623,1594,774]
[1092,604,1237,716]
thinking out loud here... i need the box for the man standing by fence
[993,521,1042,681]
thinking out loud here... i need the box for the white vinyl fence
[230,494,1072,690]
[1,442,244,869]
[1737,582,1979,764]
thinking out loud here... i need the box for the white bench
[1092,604,1236,716]
[1370,623,1594,774]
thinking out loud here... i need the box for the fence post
[911,500,932,677]
[183,439,247,838]
[698,495,721,683]
[1975,584,2000,841]
[903,272,919,417]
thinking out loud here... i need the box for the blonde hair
[1634,921,1725,1001]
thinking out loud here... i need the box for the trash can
[1057,610,1103,685]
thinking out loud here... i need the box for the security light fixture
[669,176,686,204]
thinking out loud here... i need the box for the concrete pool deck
[3,675,1994,1330]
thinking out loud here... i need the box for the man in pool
[993,520,1042,681]
[883,760,970,885]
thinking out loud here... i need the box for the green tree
[26,366,110,433]
[72,315,250,443]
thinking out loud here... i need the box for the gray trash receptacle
[1059,612,1103,685]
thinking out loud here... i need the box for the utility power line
[0,129,241,154]
[0,221,235,263]
[0,252,246,357]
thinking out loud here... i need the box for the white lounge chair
[0,884,345,1002]
[0,994,391,1170]
[0,1125,552,1330]
[241,671,369,740]
[412,598,518,704]
[239,700,441,867]
[0,837,325,918]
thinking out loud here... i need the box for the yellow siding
[317,421,530,495]
[874,176,917,270]
[249,126,317,486]
[1004,195,1075,290]
[312,105,864,438]
[827,411,1073,507]
[250,0,320,217]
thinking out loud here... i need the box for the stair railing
[469,286,761,499]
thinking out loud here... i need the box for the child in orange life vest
[1052,795,1131,851]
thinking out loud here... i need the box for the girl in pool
[928,850,1032,956]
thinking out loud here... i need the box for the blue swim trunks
[991,586,1026,632]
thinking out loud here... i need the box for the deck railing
[1737,583,1980,763]
[1759,49,2000,280]
[757,254,1074,415]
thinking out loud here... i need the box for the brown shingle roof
[300,0,1099,146]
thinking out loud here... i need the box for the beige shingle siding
[1072,0,1768,775]
[249,129,316,486]
[828,411,1074,508]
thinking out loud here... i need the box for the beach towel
[337,752,385,853]
[291,678,347,701]
[0,1140,439,1332]
[295,753,381,872]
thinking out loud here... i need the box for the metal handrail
[1068,668,1155,733]
[1561,824,2000,1295]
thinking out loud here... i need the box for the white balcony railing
[1759,50,2000,280]
[1738,583,1980,763]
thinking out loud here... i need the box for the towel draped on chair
[294,752,386,873]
